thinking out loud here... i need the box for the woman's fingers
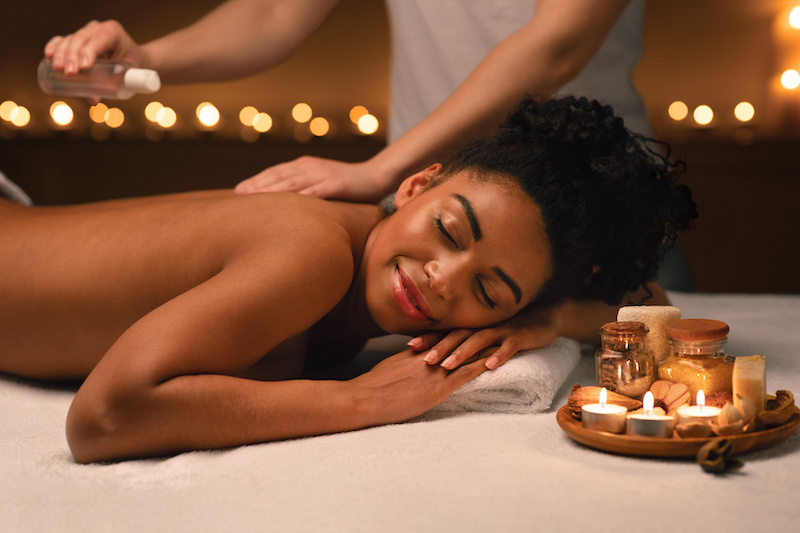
[420,329,475,366]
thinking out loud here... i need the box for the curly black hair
[440,96,697,306]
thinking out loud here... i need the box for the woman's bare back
[0,191,378,381]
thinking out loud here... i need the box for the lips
[392,266,434,322]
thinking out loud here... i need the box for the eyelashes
[434,215,496,309]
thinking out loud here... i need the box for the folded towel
[432,337,580,414]
[0,170,32,205]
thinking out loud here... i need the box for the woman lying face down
[0,97,695,462]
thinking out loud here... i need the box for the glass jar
[658,319,733,399]
[595,321,655,399]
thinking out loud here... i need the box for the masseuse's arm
[415,283,668,371]
[65,237,485,463]
[45,0,341,82]
[235,0,632,200]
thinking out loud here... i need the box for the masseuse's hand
[44,20,147,75]
[409,307,560,371]
[234,156,394,203]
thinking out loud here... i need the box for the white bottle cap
[123,68,161,94]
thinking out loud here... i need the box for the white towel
[0,170,32,205]
[433,337,581,414]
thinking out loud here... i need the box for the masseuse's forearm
[143,0,341,84]
[66,374,369,463]
[368,0,631,188]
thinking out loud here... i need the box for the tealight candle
[676,390,721,425]
[626,391,675,437]
[581,387,627,434]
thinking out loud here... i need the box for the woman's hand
[350,349,489,426]
[234,156,395,203]
[44,20,148,75]
[408,307,560,370]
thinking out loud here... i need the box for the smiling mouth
[394,266,434,322]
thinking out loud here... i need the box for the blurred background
[1,0,799,293]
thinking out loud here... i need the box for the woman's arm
[45,0,341,82]
[234,0,632,200]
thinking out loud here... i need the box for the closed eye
[435,217,458,248]
[476,278,496,309]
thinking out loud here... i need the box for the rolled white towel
[0,171,32,205]
[433,337,581,414]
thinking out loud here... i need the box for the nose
[424,258,467,300]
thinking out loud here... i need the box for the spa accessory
[0,171,32,205]
[595,321,654,399]
[38,58,161,100]
[432,337,580,414]
[617,305,681,364]
[659,319,734,397]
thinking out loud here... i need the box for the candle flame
[599,387,607,408]
[697,389,705,410]
[643,391,654,416]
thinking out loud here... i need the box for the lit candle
[676,390,722,425]
[581,387,627,434]
[626,391,675,437]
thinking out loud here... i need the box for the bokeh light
[196,102,220,127]
[0,100,18,121]
[357,113,379,135]
[292,103,313,123]
[89,103,109,124]
[667,101,689,121]
[781,69,800,89]
[239,106,259,126]
[693,105,714,126]
[349,105,368,124]
[145,101,164,122]
[790,6,800,29]
[50,101,74,127]
[252,112,273,133]
[10,105,31,127]
[105,107,125,128]
[309,117,330,137]
[734,102,755,122]
[156,107,177,128]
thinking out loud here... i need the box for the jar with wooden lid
[658,319,733,398]
[595,321,655,399]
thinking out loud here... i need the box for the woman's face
[364,165,552,335]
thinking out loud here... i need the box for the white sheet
[2,292,799,532]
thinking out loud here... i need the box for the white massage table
[2,292,798,532]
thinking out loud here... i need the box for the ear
[393,164,443,209]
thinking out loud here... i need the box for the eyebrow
[453,194,482,241]
[492,267,523,305]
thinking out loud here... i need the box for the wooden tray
[556,404,800,458]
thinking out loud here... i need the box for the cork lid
[665,319,729,341]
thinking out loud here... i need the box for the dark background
[2,0,799,293]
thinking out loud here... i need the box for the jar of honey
[659,319,733,398]
[595,321,655,399]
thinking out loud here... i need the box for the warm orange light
[89,103,109,124]
[667,101,689,121]
[50,101,74,126]
[734,102,755,122]
[10,106,31,127]
[349,105,368,124]
[790,7,800,29]
[357,113,379,134]
[252,112,273,133]
[292,103,312,123]
[643,391,655,416]
[309,117,329,137]
[145,101,164,122]
[693,105,714,126]
[781,69,800,89]
[0,100,18,121]
[196,102,220,127]
[105,107,125,128]
[696,389,706,408]
[239,106,259,126]
[156,107,177,128]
